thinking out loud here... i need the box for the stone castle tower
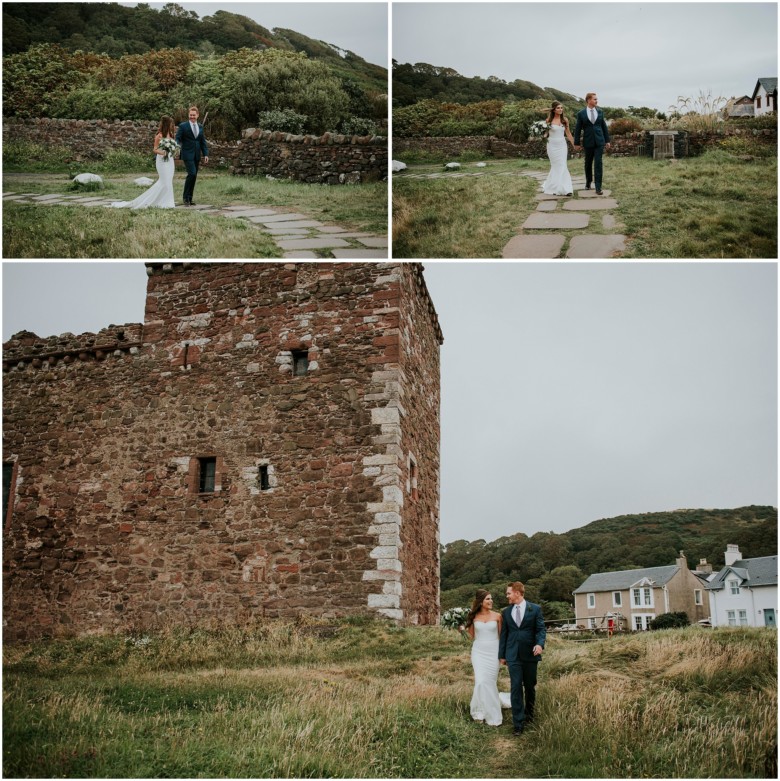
[2,263,443,640]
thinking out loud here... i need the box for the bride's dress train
[470,620,509,725]
[112,154,175,209]
[542,123,573,195]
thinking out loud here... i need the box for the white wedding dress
[470,620,510,725]
[112,153,175,209]
[542,123,573,196]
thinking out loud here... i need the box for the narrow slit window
[199,457,217,493]
[259,465,271,491]
[292,350,309,376]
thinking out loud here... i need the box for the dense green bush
[649,612,691,630]
[609,117,644,135]
[257,108,308,134]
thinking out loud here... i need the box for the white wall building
[752,77,777,116]
[705,545,777,628]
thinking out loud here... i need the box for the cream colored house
[752,77,777,116]
[573,553,711,631]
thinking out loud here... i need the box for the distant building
[573,552,710,630]
[752,77,777,116]
[705,545,777,628]
[726,96,755,119]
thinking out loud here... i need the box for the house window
[738,610,748,626]
[632,588,641,607]
[588,618,597,629]
[757,96,762,109]
[643,587,652,606]
[199,457,217,493]
[259,465,271,491]
[612,591,622,608]
[694,589,703,606]
[292,350,309,376]
[633,614,653,631]
[634,615,643,631]
[729,579,740,595]
[633,587,654,608]
[587,593,596,609]
[726,610,737,626]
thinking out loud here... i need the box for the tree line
[2,3,387,139]
[440,506,777,618]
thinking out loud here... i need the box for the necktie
[590,109,596,124]
[514,605,522,625]
[191,122,198,137]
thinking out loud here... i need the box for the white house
[705,545,777,628]
[752,77,777,116]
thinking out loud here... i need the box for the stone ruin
[2,262,443,640]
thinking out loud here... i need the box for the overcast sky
[121,1,388,66]
[393,2,778,111]
[3,262,777,544]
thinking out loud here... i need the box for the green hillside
[2,3,386,95]
[441,505,777,613]
[392,60,581,107]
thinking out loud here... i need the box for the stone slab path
[503,173,627,259]
[3,191,388,260]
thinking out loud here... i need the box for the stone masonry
[2,263,443,640]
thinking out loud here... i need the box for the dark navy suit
[175,121,209,204]
[573,107,610,190]
[499,600,546,729]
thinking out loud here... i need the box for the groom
[499,581,546,736]
[176,106,209,206]
[574,92,611,194]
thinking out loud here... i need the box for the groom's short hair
[189,105,199,114]
[508,581,525,594]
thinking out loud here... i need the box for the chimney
[696,558,713,575]
[675,551,688,570]
[724,544,742,567]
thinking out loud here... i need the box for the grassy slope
[3,622,776,778]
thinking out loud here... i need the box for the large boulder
[134,177,155,186]
[73,173,103,185]
[392,160,407,173]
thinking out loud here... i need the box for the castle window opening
[292,350,309,376]
[199,457,217,493]
[3,461,18,532]
[259,464,271,491]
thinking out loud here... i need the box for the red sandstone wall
[2,262,442,640]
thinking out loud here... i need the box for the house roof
[574,565,679,594]
[752,77,778,99]
[705,556,778,591]
[728,103,755,117]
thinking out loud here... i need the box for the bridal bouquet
[529,120,549,140]
[159,138,180,161]
[441,606,469,631]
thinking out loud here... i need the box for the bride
[112,116,177,209]
[541,101,575,196]
[461,590,509,726]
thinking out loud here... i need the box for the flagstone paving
[2,191,387,259]
[500,171,626,259]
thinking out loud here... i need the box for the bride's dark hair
[546,101,569,128]
[465,589,490,629]
[158,116,175,138]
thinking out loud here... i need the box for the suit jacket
[574,108,610,148]
[499,601,546,663]
[175,121,209,162]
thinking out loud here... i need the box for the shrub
[649,611,690,630]
[338,116,379,136]
[609,117,643,135]
[257,108,308,134]
[717,136,775,159]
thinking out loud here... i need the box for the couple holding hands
[542,91,611,197]
[461,582,546,735]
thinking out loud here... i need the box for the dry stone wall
[232,129,388,184]
[2,263,442,640]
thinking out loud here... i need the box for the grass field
[3,622,776,778]
[2,143,387,259]
[392,151,777,259]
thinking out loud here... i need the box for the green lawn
[2,143,387,258]
[392,151,777,259]
[3,623,776,778]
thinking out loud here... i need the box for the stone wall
[231,129,387,184]
[3,118,389,183]
[2,118,238,168]
[393,127,777,161]
[392,135,530,159]
[2,262,443,641]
